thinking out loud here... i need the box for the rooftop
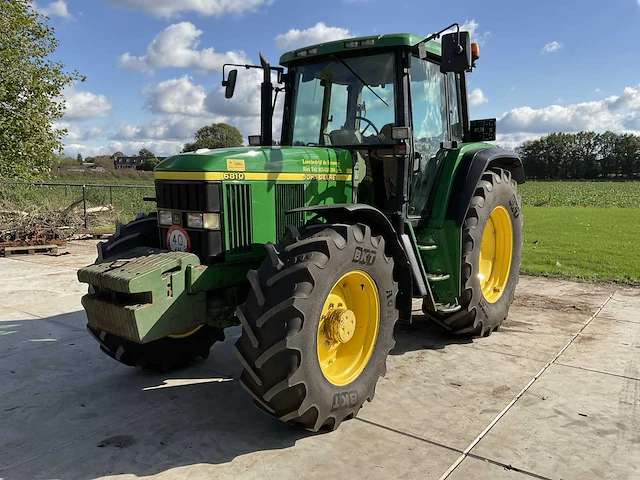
[279,32,440,65]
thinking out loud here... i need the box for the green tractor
[78,24,524,432]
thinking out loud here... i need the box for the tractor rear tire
[89,212,224,371]
[439,168,523,336]
[235,223,399,431]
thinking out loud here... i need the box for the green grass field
[519,180,640,284]
[518,181,640,207]
[521,206,639,284]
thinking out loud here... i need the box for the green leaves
[182,123,243,152]
[517,131,640,181]
[0,0,83,180]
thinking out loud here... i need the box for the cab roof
[279,32,441,65]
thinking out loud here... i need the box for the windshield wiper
[331,55,389,107]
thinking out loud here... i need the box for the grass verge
[521,205,640,284]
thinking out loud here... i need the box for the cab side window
[409,57,448,161]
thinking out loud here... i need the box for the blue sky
[34,0,640,156]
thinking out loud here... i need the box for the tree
[92,155,116,170]
[182,123,243,153]
[76,153,83,164]
[136,158,159,171]
[111,150,125,159]
[138,148,155,159]
[0,1,83,179]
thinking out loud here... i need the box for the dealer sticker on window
[167,225,191,252]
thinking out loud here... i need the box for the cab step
[436,303,462,314]
[426,273,450,282]
[417,244,437,251]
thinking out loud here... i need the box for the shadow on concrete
[0,312,314,480]
[391,314,473,355]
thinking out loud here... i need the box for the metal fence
[0,180,155,229]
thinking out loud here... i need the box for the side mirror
[440,32,472,73]
[222,69,238,99]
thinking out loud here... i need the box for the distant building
[114,156,144,169]
[113,156,167,169]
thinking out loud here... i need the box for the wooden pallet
[2,244,58,257]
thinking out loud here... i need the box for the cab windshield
[289,53,396,146]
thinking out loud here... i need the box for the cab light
[296,49,308,57]
[471,42,480,60]
[158,210,172,226]
[307,47,318,54]
[344,40,360,48]
[361,39,375,47]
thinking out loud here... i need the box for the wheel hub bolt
[324,309,356,343]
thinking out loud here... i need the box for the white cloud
[56,122,106,141]
[495,133,542,152]
[145,76,207,116]
[106,140,186,157]
[33,0,72,19]
[113,115,224,142]
[104,0,271,18]
[118,22,249,73]
[468,88,488,105]
[496,83,640,149]
[60,85,112,120]
[542,41,563,54]
[275,22,353,50]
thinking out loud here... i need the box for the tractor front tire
[89,212,224,371]
[235,223,399,431]
[442,168,523,336]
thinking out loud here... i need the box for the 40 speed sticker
[167,225,191,252]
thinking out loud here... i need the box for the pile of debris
[0,197,114,249]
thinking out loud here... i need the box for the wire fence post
[82,184,88,229]
[109,186,113,205]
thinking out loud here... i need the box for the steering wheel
[354,116,380,137]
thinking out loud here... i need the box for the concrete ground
[1,240,639,480]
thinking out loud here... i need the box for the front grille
[226,184,252,254]
[155,181,220,212]
[275,184,306,240]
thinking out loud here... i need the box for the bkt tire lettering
[331,391,359,412]
[352,247,377,265]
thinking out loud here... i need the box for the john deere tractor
[78,24,524,431]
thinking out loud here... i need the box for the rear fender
[446,147,525,226]
[289,204,414,322]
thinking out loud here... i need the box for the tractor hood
[154,146,353,181]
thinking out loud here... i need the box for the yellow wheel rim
[168,324,204,339]
[317,270,380,386]
[478,206,513,303]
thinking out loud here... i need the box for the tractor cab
[283,45,459,216]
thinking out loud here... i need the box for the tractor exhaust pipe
[259,52,273,147]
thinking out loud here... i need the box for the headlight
[186,213,220,230]
[186,213,203,229]
[203,213,220,229]
[158,210,172,226]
